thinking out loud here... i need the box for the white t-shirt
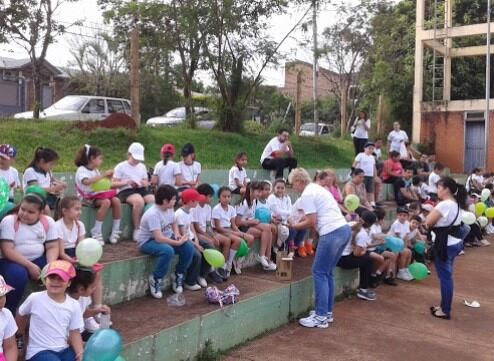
[298,183,347,235]
[153,160,181,187]
[428,171,441,194]
[388,220,410,239]
[0,167,20,199]
[289,198,305,224]
[236,199,256,221]
[228,166,247,191]
[267,194,292,222]
[434,200,462,246]
[70,295,92,331]
[137,205,175,247]
[179,161,201,184]
[374,148,382,161]
[387,130,409,153]
[191,204,212,233]
[260,137,290,163]
[342,228,371,257]
[75,166,100,197]
[369,223,383,251]
[23,167,52,190]
[55,219,86,250]
[353,118,371,139]
[0,215,58,261]
[113,161,148,193]
[18,291,84,360]
[175,208,194,240]
[211,204,236,229]
[354,153,376,177]
[0,308,17,354]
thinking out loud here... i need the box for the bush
[268,119,293,134]
[244,120,265,134]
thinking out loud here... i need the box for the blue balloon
[384,236,405,253]
[83,329,122,361]
[210,184,220,198]
[0,202,14,220]
[375,245,386,253]
[255,207,271,224]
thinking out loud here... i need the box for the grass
[0,119,354,172]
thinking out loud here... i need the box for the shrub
[244,120,265,134]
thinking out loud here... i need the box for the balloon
[462,212,476,225]
[203,249,225,268]
[481,188,491,202]
[0,178,9,212]
[344,194,360,212]
[468,204,475,213]
[25,185,48,199]
[408,262,429,281]
[384,236,405,253]
[485,207,494,219]
[114,357,126,361]
[235,239,249,258]
[39,263,50,286]
[413,241,426,255]
[90,178,112,192]
[477,216,488,228]
[83,329,122,361]
[255,207,271,224]
[76,238,103,267]
[475,202,486,217]
[0,202,14,220]
[210,184,220,198]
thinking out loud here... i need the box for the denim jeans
[140,239,194,279]
[28,347,76,361]
[312,225,352,316]
[186,240,214,285]
[434,241,463,316]
[287,228,307,248]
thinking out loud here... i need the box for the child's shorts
[118,187,153,202]
[363,176,375,193]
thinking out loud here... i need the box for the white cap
[128,142,145,161]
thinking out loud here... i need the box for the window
[107,99,125,113]
[321,126,329,134]
[83,99,105,114]
[123,100,131,113]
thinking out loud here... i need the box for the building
[413,0,494,173]
[0,57,69,116]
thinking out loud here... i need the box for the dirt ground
[224,243,494,361]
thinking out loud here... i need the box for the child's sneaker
[256,255,270,269]
[357,288,377,301]
[84,317,101,332]
[309,310,334,323]
[216,268,229,281]
[109,230,122,244]
[171,273,184,294]
[397,269,414,281]
[92,234,104,246]
[297,246,307,258]
[299,313,329,328]
[184,283,201,291]
[132,229,140,242]
[197,277,208,288]
[305,243,315,256]
[209,270,224,284]
[265,260,277,271]
[148,274,163,299]
[383,276,398,286]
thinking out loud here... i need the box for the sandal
[430,306,450,320]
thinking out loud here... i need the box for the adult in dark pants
[350,110,371,155]
[260,128,297,179]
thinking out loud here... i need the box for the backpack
[205,285,240,307]
[13,214,50,234]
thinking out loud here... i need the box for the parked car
[13,95,131,121]
[146,107,215,129]
[299,122,334,136]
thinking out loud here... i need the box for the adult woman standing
[288,168,351,328]
[351,111,371,155]
[425,177,466,319]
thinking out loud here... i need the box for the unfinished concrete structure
[413,0,493,173]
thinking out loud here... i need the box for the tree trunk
[183,76,195,128]
[32,60,42,119]
[340,78,348,137]
[219,56,244,133]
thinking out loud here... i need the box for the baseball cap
[44,260,76,282]
[197,194,207,203]
[364,141,375,148]
[397,206,409,214]
[0,275,14,297]
[0,144,16,160]
[181,188,201,204]
[161,144,176,155]
[128,142,145,161]
[361,211,377,225]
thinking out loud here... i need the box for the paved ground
[224,243,494,361]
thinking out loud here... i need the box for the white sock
[225,249,236,268]
[376,270,382,275]
[92,221,103,235]
[112,219,121,233]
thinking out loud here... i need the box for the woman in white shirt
[351,111,371,155]
[387,122,409,154]
[288,168,351,329]
[425,177,467,320]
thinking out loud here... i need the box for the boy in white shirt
[0,276,17,361]
[0,144,20,202]
[388,207,414,281]
[353,141,377,207]
[428,162,445,199]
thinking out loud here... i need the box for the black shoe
[370,274,382,288]
[208,270,224,284]
[383,276,398,286]
[216,268,229,281]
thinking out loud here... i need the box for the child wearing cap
[151,144,182,187]
[178,143,201,190]
[388,207,414,281]
[16,260,84,361]
[353,141,377,207]
[0,144,20,203]
[0,276,17,361]
[113,142,155,241]
[228,152,248,195]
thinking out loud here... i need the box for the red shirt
[382,159,403,181]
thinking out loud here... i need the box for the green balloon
[235,239,249,258]
[203,249,225,268]
[90,178,112,192]
[475,202,487,217]
[25,185,47,199]
[0,178,9,211]
[413,241,426,255]
[76,238,103,267]
[485,207,494,219]
[408,262,428,281]
[344,194,360,212]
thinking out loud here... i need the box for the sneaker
[485,224,494,235]
[480,239,491,246]
[197,277,208,288]
[132,229,140,242]
[297,246,307,258]
[256,254,270,269]
[458,250,465,256]
[109,230,122,244]
[357,288,377,301]
[208,270,224,284]
[233,259,243,275]
[84,317,101,332]
[383,276,398,286]
[171,273,184,294]
[148,274,163,299]
[92,234,104,246]
[309,310,334,323]
[370,274,382,288]
[184,283,201,291]
[265,260,277,271]
[406,269,415,280]
[305,243,315,256]
[216,268,229,281]
[299,313,329,329]
[397,269,414,281]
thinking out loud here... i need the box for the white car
[14,95,131,121]
[146,107,215,129]
[299,122,334,136]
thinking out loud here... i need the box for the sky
[0,0,367,87]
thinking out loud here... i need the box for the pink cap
[45,260,76,282]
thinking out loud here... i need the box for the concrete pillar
[443,0,453,101]
[413,0,425,143]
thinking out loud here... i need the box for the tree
[0,0,79,118]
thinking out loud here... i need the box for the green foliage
[268,119,292,135]
[244,120,265,135]
[194,340,221,361]
[301,96,339,124]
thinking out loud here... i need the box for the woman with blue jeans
[426,177,467,320]
[288,168,351,329]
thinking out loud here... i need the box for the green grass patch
[0,119,354,172]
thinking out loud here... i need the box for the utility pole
[312,0,319,137]
[130,1,141,126]
[486,0,491,169]
[295,71,302,136]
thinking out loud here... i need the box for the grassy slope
[0,119,354,172]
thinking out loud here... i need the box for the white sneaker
[266,260,277,271]
[171,273,184,294]
[92,234,104,246]
[309,310,334,323]
[397,269,414,281]
[485,224,494,235]
[233,259,243,275]
[406,269,415,280]
[148,274,163,299]
[256,255,270,269]
[197,277,208,288]
[299,313,329,328]
[184,283,201,291]
[133,229,140,242]
[109,230,122,244]
[84,317,100,333]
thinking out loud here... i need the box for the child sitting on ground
[0,144,20,203]
[0,276,17,361]
[178,143,201,190]
[228,152,248,195]
[388,207,414,281]
[151,144,181,187]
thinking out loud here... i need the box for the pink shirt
[326,185,343,203]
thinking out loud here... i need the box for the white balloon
[481,189,491,202]
[468,204,476,213]
[462,212,476,225]
[478,216,489,228]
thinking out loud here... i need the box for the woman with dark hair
[351,111,370,155]
[425,177,467,320]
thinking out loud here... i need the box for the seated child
[228,152,248,195]
[178,143,201,190]
[411,176,429,202]
[388,207,414,281]
[151,144,181,187]
[0,144,20,203]
[267,179,292,250]
[405,215,427,264]
[0,276,17,361]
[286,198,308,257]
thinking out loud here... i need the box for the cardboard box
[276,250,293,281]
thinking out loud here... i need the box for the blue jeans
[434,241,463,316]
[312,225,351,316]
[28,347,76,361]
[140,239,194,279]
[0,255,46,313]
[287,228,307,247]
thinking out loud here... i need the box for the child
[68,268,111,341]
[178,143,201,189]
[0,193,59,313]
[23,147,67,213]
[0,144,20,203]
[75,145,122,244]
[0,276,17,361]
[137,185,194,297]
[113,142,155,241]
[151,144,181,187]
[388,207,414,281]
[192,184,238,281]
[428,162,445,199]
[212,187,257,274]
[411,176,429,202]
[267,179,291,250]
[235,183,276,271]
[465,167,484,193]
[228,152,248,195]
[285,198,308,257]
[406,215,427,264]
[353,141,377,207]
[16,260,83,361]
